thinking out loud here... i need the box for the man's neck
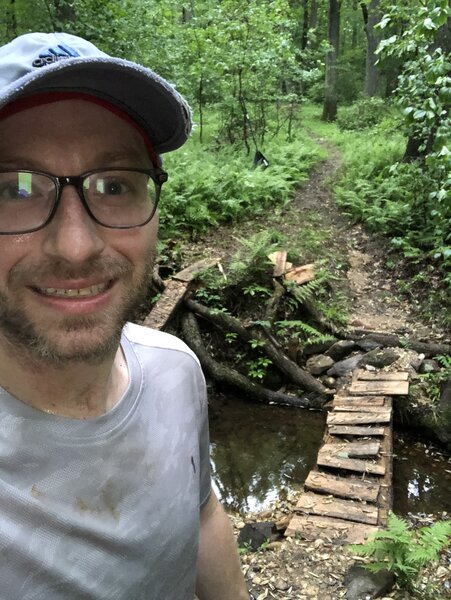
[0,342,129,419]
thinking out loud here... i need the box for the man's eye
[96,179,131,195]
[0,184,32,200]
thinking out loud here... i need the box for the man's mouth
[35,282,111,298]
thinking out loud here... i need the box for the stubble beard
[0,252,155,366]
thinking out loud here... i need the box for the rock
[237,522,277,552]
[344,564,395,600]
[418,359,441,374]
[436,379,451,451]
[362,348,399,369]
[326,340,356,361]
[327,354,365,377]
[306,354,335,375]
[274,577,290,591]
[321,376,337,389]
[356,339,382,352]
[303,339,337,356]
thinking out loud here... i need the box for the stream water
[209,394,451,515]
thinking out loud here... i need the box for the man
[0,32,250,600]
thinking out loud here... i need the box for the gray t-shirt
[0,323,211,599]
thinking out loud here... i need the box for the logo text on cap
[32,44,80,68]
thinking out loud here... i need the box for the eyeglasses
[0,167,168,234]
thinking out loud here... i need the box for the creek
[209,394,451,515]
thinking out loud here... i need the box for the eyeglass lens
[0,170,158,233]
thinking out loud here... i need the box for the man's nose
[41,185,105,263]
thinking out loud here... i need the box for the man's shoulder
[123,322,199,362]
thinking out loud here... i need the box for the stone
[418,359,441,374]
[237,522,277,552]
[274,577,290,591]
[344,564,395,600]
[326,340,356,361]
[303,339,336,356]
[362,348,399,369]
[327,354,365,377]
[356,339,382,352]
[321,376,337,389]
[306,354,335,375]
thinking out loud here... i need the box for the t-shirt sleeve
[197,374,212,508]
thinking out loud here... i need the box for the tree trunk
[361,0,381,97]
[309,0,318,30]
[181,312,324,409]
[322,0,341,121]
[301,0,309,50]
[185,298,329,395]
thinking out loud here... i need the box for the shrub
[337,97,389,131]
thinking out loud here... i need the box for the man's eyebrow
[0,147,151,170]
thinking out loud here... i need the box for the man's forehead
[0,93,159,166]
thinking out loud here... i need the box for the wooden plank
[322,441,381,458]
[284,263,315,285]
[305,472,380,502]
[349,380,409,396]
[172,258,220,282]
[333,405,388,413]
[268,250,288,277]
[142,280,189,330]
[378,399,393,527]
[327,411,391,426]
[333,396,386,407]
[328,425,385,437]
[317,451,386,475]
[285,514,379,544]
[295,492,378,525]
[355,370,409,381]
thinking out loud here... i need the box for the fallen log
[185,298,328,395]
[343,330,450,357]
[181,312,325,409]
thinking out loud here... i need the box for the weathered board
[172,257,221,282]
[333,405,389,413]
[328,425,386,437]
[349,380,409,396]
[268,250,288,277]
[285,514,379,544]
[327,411,391,426]
[317,450,386,475]
[333,396,386,407]
[355,370,409,381]
[295,492,379,525]
[321,441,381,458]
[142,280,189,330]
[305,472,380,502]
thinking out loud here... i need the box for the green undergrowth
[158,126,325,240]
[302,104,450,328]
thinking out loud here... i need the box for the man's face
[0,99,158,364]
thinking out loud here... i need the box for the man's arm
[196,491,249,600]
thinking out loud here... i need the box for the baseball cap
[0,32,192,154]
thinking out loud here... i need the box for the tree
[361,0,382,96]
[322,0,341,121]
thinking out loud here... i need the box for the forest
[1,2,450,597]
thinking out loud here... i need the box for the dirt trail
[181,141,439,341]
[291,141,433,339]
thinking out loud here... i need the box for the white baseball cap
[0,32,192,154]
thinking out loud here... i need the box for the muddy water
[209,394,451,515]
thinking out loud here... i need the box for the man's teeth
[38,283,108,297]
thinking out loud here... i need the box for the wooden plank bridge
[145,260,409,545]
[285,369,409,544]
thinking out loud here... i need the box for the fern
[351,513,451,590]
[275,319,334,345]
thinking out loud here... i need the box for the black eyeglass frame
[0,166,168,235]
